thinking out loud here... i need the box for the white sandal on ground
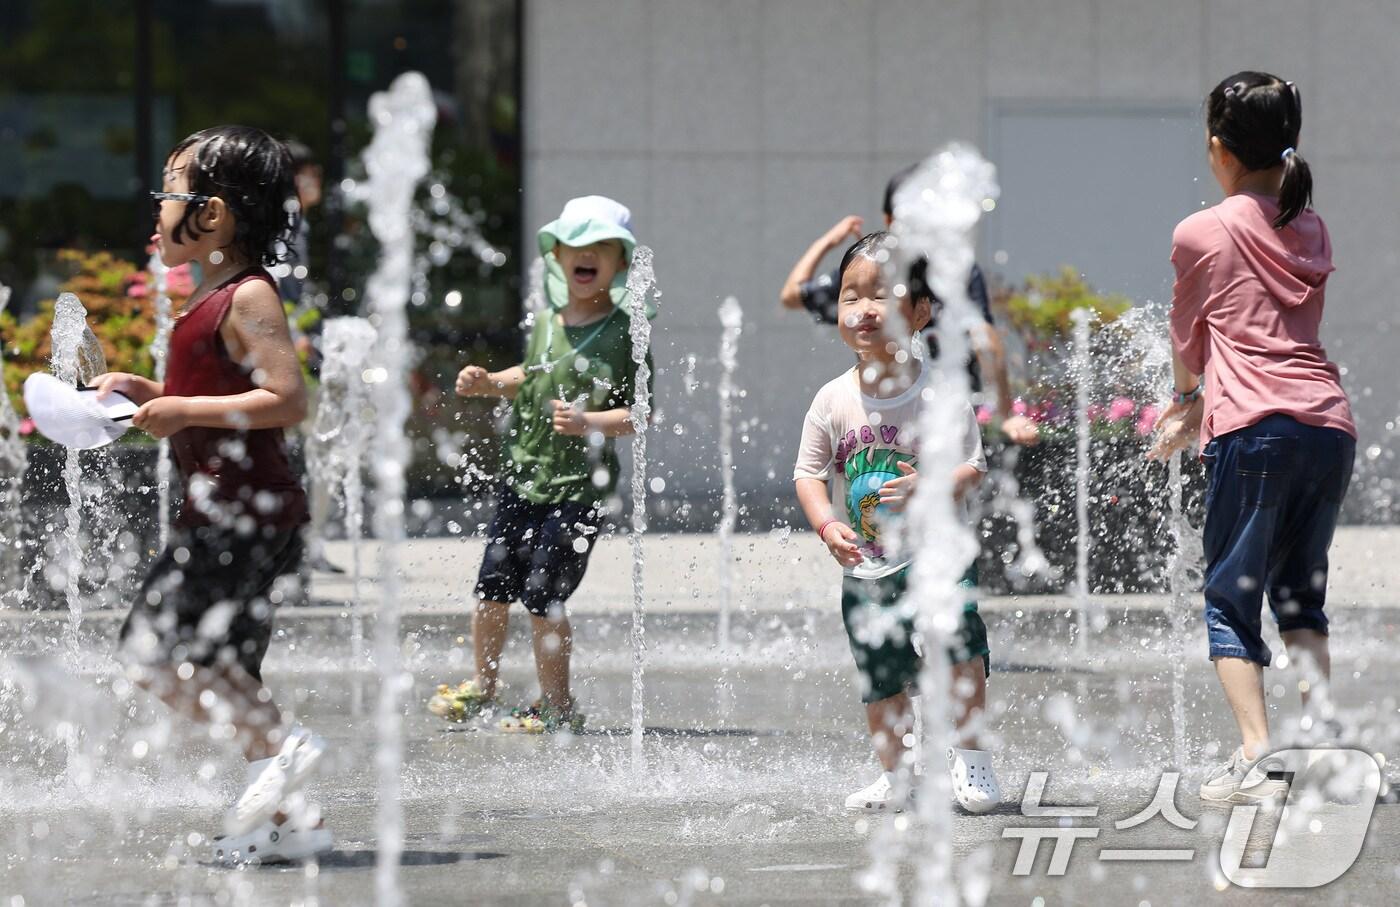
[948,747,1001,814]
[211,818,332,866]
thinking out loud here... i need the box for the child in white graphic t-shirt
[793,231,1000,814]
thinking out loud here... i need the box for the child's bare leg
[472,599,511,699]
[866,692,914,773]
[1213,656,1270,759]
[530,609,573,709]
[951,658,987,750]
[1281,628,1331,711]
[137,662,283,762]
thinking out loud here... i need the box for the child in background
[1151,73,1356,804]
[794,232,1000,813]
[431,195,654,733]
[779,165,1039,447]
[97,126,330,863]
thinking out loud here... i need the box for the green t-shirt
[504,308,654,505]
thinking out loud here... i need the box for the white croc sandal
[845,772,903,812]
[226,729,328,836]
[949,747,1001,814]
[211,819,332,866]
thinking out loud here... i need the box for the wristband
[1173,385,1203,406]
[817,518,840,542]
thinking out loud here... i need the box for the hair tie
[1281,146,1297,162]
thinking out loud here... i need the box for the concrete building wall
[522,1,1400,523]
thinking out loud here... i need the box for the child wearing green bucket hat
[430,195,654,733]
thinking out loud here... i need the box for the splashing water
[981,448,1051,586]
[1128,303,1202,766]
[625,245,657,773]
[716,296,743,649]
[1166,453,1195,767]
[521,255,548,325]
[0,283,27,602]
[358,70,436,907]
[1071,307,1095,657]
[311,316,379,657]
[147,252,174,548]
[50,293,106,649]
[891,143,1000,905]
[410,173,507,307]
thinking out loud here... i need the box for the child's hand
[92,372,161,405]
[1000,413,1040,446]
[550,399,589,436]
[877,461,919,512]
[131,397,189,439]
[820,521,864,568]
[1146,398,1203,462]
[822,215,864,249]
[455,365,490,397]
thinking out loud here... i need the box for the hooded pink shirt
[1169,192,1355,447]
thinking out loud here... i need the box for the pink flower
[975,404,993,425]
[127,283,148,298]
[1011,399,1028,416]
[19,417,35,436]
[1086,403,1105,422]
[1136,405,1160,436]
[1107,396,1135,422]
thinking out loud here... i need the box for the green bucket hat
[538,195,652,317]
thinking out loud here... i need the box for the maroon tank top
[165,269,308,531]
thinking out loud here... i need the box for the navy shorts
[1201,415,1355,666]
[474,485,601,617]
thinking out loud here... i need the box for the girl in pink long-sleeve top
[1151,71,1356,806]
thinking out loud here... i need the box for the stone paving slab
[304,525,1400,614]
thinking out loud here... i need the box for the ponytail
[1276,146,1312,229]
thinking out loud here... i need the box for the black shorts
[474,484,601,617]
[118,526,305,681]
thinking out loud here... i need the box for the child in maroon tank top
[94,126,330,864]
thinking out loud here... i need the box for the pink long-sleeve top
[1169,191,1355,447]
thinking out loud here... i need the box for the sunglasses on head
[150,191,213,220]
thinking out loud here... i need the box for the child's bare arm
[457,364,526,399]
[779,216,863,310]
[796,476,863,567]
[971,323,1039,446]
[130,280,307,438]
[952,463,983,503]
[550,403,638,438]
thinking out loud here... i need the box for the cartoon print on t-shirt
[843,444,914,557]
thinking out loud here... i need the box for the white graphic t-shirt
[793,360,987,579]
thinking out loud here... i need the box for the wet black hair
[165,125,300,266]
[838,231,936,310]
[881,163,918,220]
[1206,71,1311,229]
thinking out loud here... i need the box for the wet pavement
[3,531,1400,905]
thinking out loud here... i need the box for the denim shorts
[474,484,601,617]
[1201,414,1355,666]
